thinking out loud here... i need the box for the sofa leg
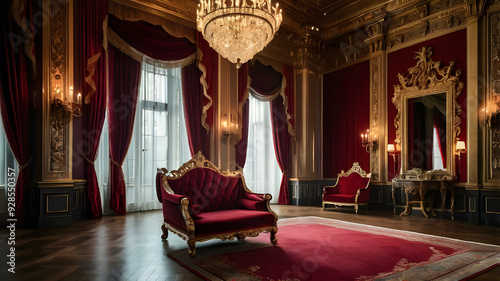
[161,224,168,240]
[187,239,196,256]
[270,227,278,245]
[237,233,246,241]
[355,205,359,214]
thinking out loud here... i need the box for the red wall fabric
[387,29,467,181]
[323,60,370,178]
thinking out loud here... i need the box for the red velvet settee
[156,152,278,256]
[322,162,372,214]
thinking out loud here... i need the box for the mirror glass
[407,93,447,171]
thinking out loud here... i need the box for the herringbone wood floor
[1,205,499,281]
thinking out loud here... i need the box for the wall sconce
[51,82,83,126]
[456,140,466,161]
[387,144,399,174]
[481,107,490,128]
[221,111,239,139]
[455,140,466,179]
[361,129,378,153]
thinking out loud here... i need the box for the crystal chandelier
[197,0,283,68]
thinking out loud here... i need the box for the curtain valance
[107,15,197,67]
[249,60,283,100]
[246,60,295,136]
[109,1,196,43]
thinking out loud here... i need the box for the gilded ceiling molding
[127,0,197,23]
[386,4,468,50]
[321,8,387,41]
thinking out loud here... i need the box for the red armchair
[156,152,278,256]
[323,162,372,213]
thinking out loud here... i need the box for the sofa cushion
[338,173,370,194]
[323,193,357,204]
[166,167,243,212]
[194,209,276,237]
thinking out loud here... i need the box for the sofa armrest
[356,186,371,203]
[238,191,266,211]
[163,192,187,205]
[323,185,340,195]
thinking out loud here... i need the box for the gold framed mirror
[392,46,464,180]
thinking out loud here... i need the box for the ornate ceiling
[114,0,489,72]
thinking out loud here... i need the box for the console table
[392,173,454,219]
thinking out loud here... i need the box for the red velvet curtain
[247,61,294,204]
[236,64,249,168]
[107,45,141,215]
[182,63,210,157]
[78,0,108,219]
[106,16,198,214]
[271,96,291,205]
[283,65,295,133]
[197,32,217,132]
[0,0,36,221]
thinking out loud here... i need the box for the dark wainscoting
[30,180,87,228]
[288,178,337,206]
[288,180,500,226]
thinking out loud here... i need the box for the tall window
[0,119,18,224]
[96,62,191,213]
[243,94,281,203]
[432,124,445,170]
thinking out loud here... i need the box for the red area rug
[167,217,500,280]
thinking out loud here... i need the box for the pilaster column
[465,1,485,187]
[365,19,387,182]
[291,26,323,179]
[217,56,238,171]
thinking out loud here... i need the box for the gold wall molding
[490,10,500,96]
[42,0,73,181]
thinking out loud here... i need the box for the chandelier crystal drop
[197,0,283,68]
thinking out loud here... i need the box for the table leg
[392,186,397,214]
[441,187,447,213]
[451,187,455,220]
[419,187,429,219]
[428,192,437,217]
[400,190,412,216]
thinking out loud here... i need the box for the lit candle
[77,93,82,104]
[69,86,74,103]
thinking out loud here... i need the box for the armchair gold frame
[323,162,372,214]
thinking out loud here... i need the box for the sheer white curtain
[96,62,191,213]
[243,94,282,203]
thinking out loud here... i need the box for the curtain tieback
[19,155,33,172]
[82,153,95,166]
[110,158,125,181]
